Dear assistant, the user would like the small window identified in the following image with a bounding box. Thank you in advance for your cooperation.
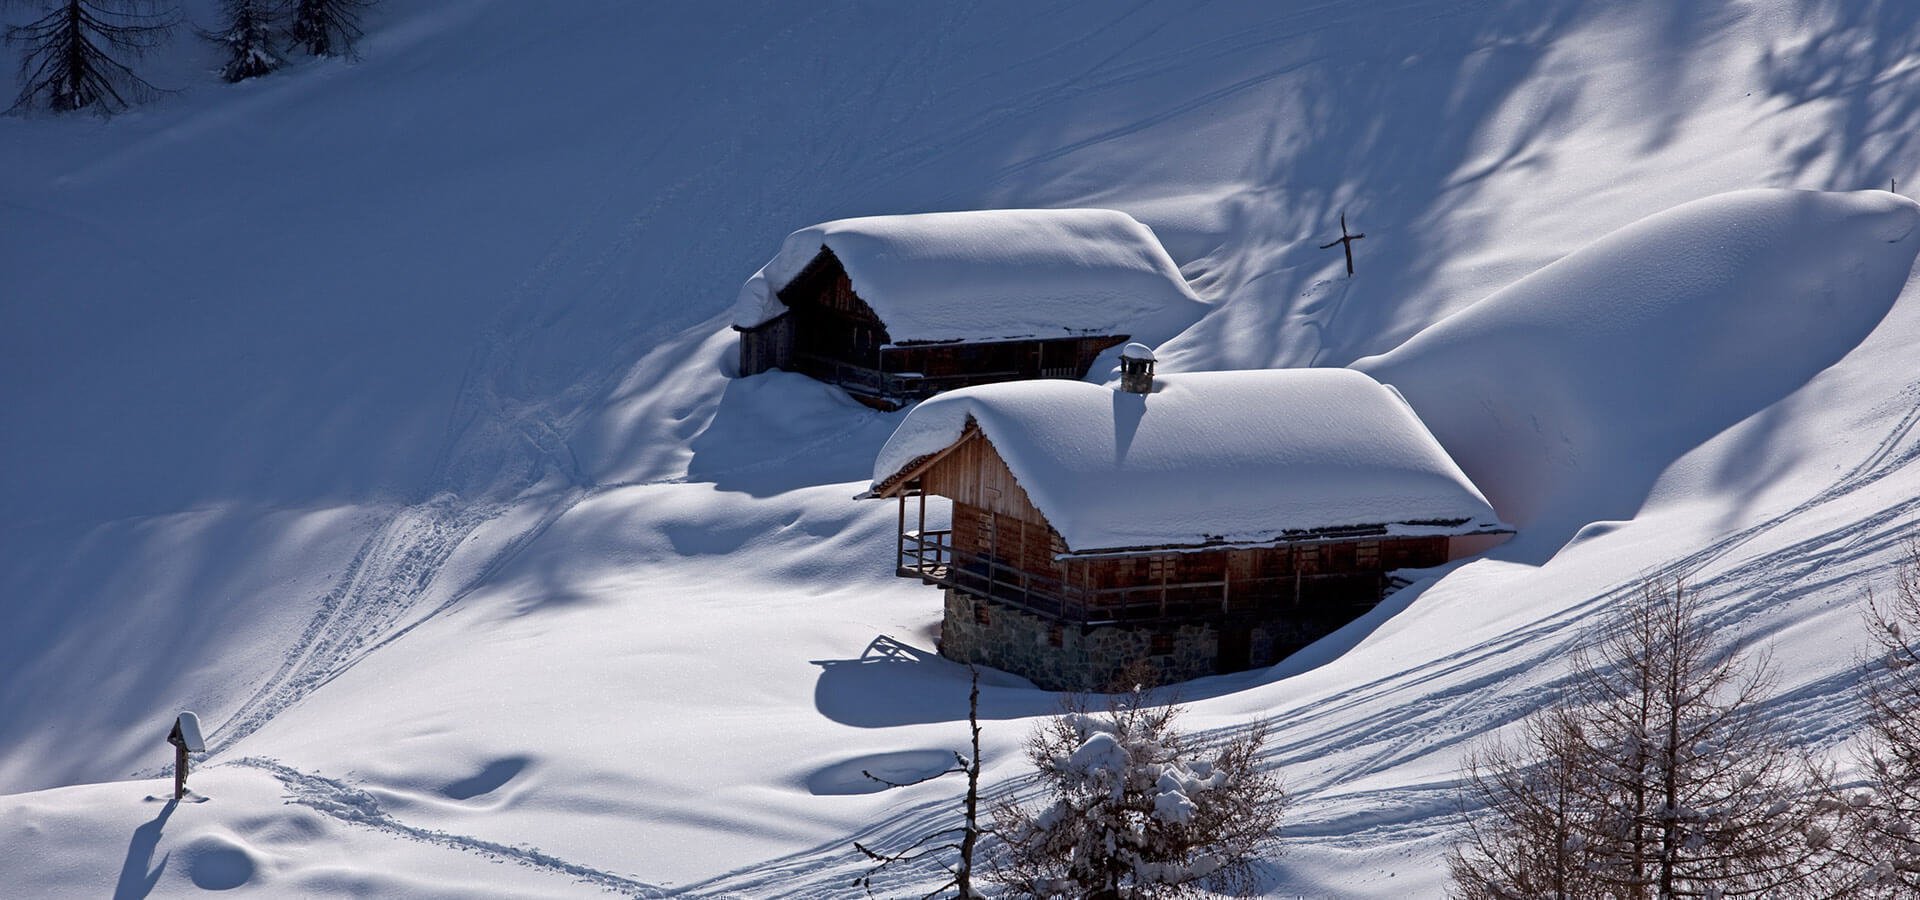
[1046,624,1063,647]
[974,602,991,626]
[1150,633,1173,656]
[1148,556,1170,582]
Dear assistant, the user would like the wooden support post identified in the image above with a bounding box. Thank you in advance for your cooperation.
[918,489,928,570]
[1159,556,1169,618]
[1222,559,1232,614]
[897,493,907,572]
[173,742,188,801]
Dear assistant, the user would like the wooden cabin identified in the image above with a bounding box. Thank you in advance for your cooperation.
[732,209,1205,409]
[869,362,1512,690]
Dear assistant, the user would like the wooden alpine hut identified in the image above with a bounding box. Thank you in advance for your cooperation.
[869,356,1512,690]
[731,209,1205,409]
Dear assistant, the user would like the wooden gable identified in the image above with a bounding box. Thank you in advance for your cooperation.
[919,429,1051,530]
[777,247,888,330]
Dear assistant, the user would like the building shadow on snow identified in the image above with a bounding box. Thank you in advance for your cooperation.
[811,635,1062,728]
[684,371,903,498]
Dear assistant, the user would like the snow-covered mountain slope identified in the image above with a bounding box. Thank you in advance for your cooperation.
[2,1,1918,896]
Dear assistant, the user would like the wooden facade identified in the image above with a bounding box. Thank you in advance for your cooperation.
[735,247,1128,408]
[883,428,1456,679]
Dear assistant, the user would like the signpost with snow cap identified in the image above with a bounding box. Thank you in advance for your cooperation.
[168,711,205,800]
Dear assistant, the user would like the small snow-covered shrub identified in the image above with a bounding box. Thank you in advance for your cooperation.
[991,685,1283,899]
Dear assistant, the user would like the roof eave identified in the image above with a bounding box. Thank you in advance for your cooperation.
[1054,521,1514,560]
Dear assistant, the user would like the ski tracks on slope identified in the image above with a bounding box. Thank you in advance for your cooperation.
[208,491,582,757]
[233,757,669,898]
[1256,378,1920,852]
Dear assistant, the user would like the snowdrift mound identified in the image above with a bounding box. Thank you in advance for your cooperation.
[1355,189,1920,552]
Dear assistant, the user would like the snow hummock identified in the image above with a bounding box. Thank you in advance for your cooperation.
[872,368,1505,552]
[1355,189,1920,550]
[731,209,1208,344]
[1121,341,1157,361]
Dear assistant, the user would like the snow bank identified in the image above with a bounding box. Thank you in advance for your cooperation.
[873,368,1504,552]
[731,209,1207,344]
[1355,189,1920,548]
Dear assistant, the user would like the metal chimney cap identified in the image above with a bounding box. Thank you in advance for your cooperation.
[1120,342,1156,362]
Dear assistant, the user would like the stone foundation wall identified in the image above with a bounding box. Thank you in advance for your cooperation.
[938,589,1324,691]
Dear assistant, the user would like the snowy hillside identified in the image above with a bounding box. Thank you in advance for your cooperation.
[3,0,1919,896]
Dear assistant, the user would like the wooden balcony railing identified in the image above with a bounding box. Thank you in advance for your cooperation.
[896,531,1385,627]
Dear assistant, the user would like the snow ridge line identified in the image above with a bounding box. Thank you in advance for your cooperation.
[232,757,668,898]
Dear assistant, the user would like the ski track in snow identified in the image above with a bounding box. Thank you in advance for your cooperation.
[202,77,708,764]
[233,757,669,898]
[206,498,519,757]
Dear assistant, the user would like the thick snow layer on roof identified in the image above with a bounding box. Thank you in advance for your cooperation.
[873,368,1504,552]
[732,209,1207,344]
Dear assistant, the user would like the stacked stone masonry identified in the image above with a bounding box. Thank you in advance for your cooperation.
[937,588,1337,691]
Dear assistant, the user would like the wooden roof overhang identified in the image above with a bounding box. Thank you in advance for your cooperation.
[1051,519,1515,561]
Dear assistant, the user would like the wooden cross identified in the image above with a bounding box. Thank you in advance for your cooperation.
[1320,212,1366,277]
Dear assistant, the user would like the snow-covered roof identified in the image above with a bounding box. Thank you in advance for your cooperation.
[732,209,1206,344]
[873,368,1507,553]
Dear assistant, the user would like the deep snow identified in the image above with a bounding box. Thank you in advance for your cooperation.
[3,1,1920,897]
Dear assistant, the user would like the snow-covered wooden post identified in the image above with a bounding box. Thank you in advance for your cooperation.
[167,711,205,800]
[1119,342,1156,394]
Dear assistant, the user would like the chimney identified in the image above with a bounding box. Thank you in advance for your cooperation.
[1119,342,1156,394]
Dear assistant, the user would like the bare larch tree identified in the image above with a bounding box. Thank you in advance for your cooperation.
[853,666,987,898]
[1818,543,1920,896]
[1451,579,1833,899]
[6,0,176,114]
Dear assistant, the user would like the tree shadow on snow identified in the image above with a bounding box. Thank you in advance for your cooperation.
[1760,0,1920,191]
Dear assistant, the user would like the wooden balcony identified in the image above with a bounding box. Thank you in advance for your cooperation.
[896,529,1385,628]
[792,353,1023,405]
